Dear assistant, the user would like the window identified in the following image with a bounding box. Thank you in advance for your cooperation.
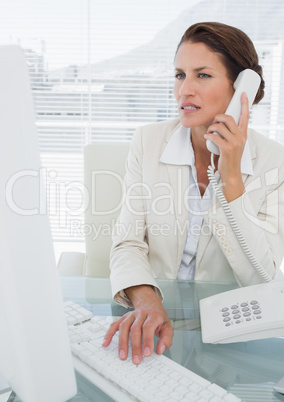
[1,0,284,258]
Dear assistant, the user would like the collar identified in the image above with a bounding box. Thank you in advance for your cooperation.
[160,124,254,175]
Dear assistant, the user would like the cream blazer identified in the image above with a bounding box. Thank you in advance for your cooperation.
[110,118,284,306]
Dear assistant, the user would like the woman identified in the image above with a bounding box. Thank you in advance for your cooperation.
[103,22,284,364]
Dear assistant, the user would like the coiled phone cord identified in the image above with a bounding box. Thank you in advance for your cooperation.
[207,152,272,283]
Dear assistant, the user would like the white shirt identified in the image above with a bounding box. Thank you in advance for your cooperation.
[160,125,253,280]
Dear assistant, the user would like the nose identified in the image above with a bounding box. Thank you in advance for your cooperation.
[179,76,196,97]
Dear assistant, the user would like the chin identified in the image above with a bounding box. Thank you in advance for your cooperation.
[179,115,199,128]
[179,114,190,125]
[179,113,212,130]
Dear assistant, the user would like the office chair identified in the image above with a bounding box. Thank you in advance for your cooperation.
[57,252,86,276]
[58,142,129,276]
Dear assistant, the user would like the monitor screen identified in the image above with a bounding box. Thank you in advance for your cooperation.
[0,46,77,402]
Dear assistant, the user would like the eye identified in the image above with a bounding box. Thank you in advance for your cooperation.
[198,73,211,79]
[175,72,185,80]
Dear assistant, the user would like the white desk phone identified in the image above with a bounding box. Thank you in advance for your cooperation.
[200,68,284,349]
[200,281,284,344]
[200,281,284,395]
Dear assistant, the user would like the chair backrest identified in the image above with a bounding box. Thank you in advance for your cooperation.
[84,142,129,276]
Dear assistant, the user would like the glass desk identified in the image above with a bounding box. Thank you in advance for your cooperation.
[60,276,284,402]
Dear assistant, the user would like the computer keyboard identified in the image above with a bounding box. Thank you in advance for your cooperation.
[64,301,242,402]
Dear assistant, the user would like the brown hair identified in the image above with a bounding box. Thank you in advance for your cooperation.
[176,22,264,104]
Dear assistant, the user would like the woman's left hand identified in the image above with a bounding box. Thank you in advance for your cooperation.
[205,92,249,202]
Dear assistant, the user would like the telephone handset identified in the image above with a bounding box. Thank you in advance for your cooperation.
[206,69,261,155]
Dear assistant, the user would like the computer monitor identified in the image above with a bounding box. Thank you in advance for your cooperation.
[0,46,77,402]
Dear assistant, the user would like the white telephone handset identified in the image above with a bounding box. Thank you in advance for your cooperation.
[200,281,284,344]
[206,69,261,155]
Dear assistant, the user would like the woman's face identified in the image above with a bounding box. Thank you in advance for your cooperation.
[174,41,235,131]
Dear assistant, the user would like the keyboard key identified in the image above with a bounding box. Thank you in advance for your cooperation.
[190,382,203,393]
[70,343,83,356]
[200,389,214,399]
[175,384,188,395]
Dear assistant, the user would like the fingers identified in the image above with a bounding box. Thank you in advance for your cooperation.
[212,91,249,130]
[128,311,161,364]
[129,314,148,364]
[118,313,135,361]
[102,313,134,361]
[204,122,233,153]
[209,92,249,135]
[129,311,173,364]
[238,92,249,132]
[103,308,174,365]
[102,315,125,347]
[208,115,237,138]
[205,123,238,149]
[141,316,156,357]
[206,93,249,152]
[156,323,174,355]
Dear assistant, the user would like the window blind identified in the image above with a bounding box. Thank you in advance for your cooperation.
[1,0,284,250]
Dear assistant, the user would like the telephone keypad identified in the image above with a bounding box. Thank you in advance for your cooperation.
[221,299,262,326]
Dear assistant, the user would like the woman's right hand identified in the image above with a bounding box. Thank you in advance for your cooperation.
[102,285,174,365]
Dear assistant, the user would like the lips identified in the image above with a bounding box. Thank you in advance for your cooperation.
[181,103,200,111]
